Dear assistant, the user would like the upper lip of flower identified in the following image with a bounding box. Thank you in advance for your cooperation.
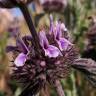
[13,37,30,67]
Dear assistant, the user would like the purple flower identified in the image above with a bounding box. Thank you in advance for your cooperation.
[49,16,73,51]
[55,24,72,51]
[6,13,96,96]
[6,36,29,67]
[39,30,61,58]
[14,38,29,66]
[14,52,27,67]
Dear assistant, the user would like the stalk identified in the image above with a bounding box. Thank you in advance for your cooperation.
[11,0,42,55]
[40,85,50,96]
[19,4,42,55]
[54,80,65,96]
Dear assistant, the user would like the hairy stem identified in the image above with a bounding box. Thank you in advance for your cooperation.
[40,85,50,96]
[54,80,65,96]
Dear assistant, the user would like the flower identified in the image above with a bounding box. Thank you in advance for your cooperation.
[7,36,30,66]
[6,15,96,96]
[49,15,73,51]
[39,30,61,58]
[55,21,73,51]
[14,52,27,66]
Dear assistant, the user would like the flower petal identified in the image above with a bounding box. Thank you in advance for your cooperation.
[39,31,49,48]
[44,45,61,58]
[57,38,73,51]
[55,21,61,40]
[16,38,29,54]
[14,53,27,67]
[49,14,54,34]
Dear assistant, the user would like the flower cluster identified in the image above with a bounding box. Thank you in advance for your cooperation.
[6,15,96,96]
[7,15,76,66]
[6,15,78,95]
[0,0,96,96]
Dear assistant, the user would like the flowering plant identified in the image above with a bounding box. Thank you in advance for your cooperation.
[7,15,96,96]
[0,0,96,96]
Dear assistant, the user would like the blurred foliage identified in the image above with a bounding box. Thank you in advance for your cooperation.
[0,0,96,96]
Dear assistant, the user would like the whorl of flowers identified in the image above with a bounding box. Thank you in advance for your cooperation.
[2,1,96,96]
[7,15,78,96]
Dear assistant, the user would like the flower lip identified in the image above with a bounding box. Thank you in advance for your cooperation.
[39,31,61,58]
[44,45,61,58]
[49,16,73,51]
[57,38,73,51]
[14,37,30,67]
[14,52,27,67]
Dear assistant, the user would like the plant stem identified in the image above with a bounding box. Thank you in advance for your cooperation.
[40,85,50,96]
[54,80,65,96]
[11,0,43,55]
[19,4,42,54]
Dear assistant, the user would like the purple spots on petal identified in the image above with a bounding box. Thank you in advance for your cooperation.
[14,53,27,67]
